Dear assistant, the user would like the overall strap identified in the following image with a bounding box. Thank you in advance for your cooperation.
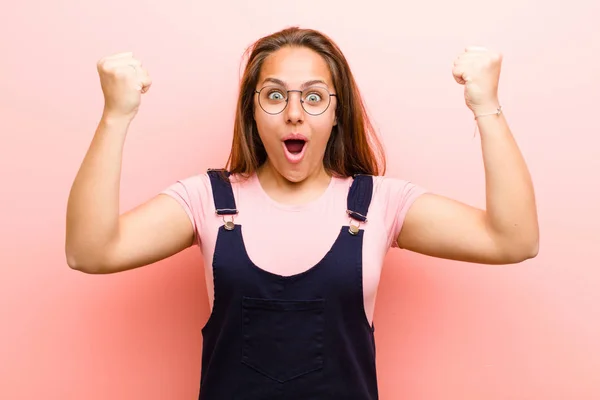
[207,169,238,231]
[207,169,238,215]
[346,174,374,235]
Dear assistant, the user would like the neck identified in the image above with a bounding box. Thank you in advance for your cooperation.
[256,161,332,205]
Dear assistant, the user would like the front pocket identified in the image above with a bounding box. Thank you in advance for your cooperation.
[241,296,325,383]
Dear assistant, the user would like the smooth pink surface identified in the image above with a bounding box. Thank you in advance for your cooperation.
[1,1,599,399]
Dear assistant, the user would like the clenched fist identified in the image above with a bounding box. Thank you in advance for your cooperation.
[97,52,152,119]
[452,47,502,116]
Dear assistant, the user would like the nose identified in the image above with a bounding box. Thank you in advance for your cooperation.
[284,90,304,124]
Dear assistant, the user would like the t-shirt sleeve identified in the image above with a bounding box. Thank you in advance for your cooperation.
[160,173,212,246]
[373,176,428,249]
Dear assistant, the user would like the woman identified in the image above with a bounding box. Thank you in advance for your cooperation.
[65,27,539,399]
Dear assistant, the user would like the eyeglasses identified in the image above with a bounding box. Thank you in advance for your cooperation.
[254,85,337,116]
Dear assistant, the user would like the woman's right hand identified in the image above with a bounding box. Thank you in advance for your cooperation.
[97,52,152,120]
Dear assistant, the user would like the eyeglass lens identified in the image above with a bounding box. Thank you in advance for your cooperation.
[257,85,333,115]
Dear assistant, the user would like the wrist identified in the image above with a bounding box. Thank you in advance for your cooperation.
[98,112,135,138]
[472,103,502,119]
[100,109,136,126]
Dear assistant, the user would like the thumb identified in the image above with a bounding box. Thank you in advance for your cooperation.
[134,67,152,93]
[452,65,468,85]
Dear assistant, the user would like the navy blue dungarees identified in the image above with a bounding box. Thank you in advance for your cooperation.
[199,169,378,399]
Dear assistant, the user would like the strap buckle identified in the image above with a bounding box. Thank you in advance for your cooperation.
[215,209,238,231]
[215,208,238,216]
[346,209,368,223]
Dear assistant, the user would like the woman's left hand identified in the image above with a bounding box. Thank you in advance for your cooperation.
[452,47,503,116]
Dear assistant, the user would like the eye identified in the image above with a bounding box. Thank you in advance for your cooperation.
[267,90,285,101]
[304,92,322,103]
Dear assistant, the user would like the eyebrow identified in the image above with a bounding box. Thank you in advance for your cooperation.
[261,77,330,89]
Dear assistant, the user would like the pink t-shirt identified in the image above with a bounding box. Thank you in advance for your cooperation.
[162,172,426,324]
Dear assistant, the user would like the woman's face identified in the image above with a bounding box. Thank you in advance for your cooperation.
[253,46,337,183]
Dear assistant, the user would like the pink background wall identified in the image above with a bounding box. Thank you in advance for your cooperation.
[2,0,599,399]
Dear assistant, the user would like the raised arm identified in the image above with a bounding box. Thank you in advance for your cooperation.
[397,47,539,265]
[65,53,194,274]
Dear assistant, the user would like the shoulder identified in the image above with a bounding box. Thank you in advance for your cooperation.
[164,170,260,207]
[371,175,427,203]
[367,175,428,247]
[328,174,426,204]
[329,174,427,218]
[160,170,230,220]
[163,172,212,200]
[370,175,428,225]
[165,169,250,193]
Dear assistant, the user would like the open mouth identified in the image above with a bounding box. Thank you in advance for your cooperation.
[282,138,307,164]
[283,139,306,155]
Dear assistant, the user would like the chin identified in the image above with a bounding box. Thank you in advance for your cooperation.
[269,161,309,183]
[280,168,308,183]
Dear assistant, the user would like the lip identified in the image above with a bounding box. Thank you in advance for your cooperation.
[281,134,308,164]
[282,133,308,142]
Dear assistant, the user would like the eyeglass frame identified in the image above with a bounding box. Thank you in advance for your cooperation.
[253,85,338,116]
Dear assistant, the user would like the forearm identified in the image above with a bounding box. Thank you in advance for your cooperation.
[65,113,131,268]
[478,111,539,256]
